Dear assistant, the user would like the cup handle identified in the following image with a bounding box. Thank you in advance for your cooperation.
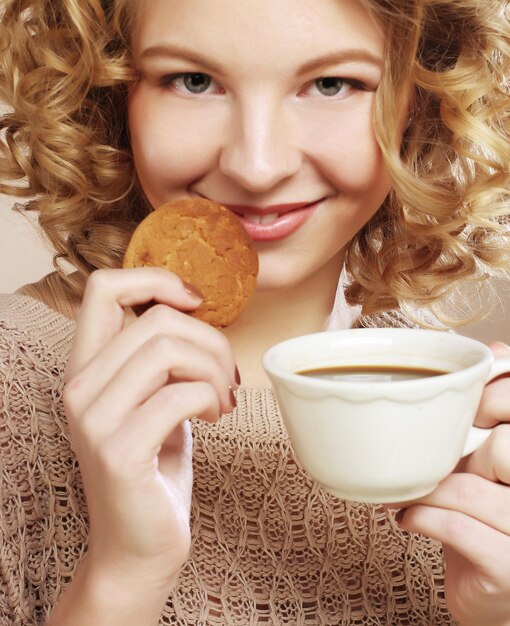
[462,427,490,456]
[462,356,510,457]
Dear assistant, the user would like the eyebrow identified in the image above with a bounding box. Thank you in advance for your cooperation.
[139,43,383,76]
[297,49,383,75]
[139,44,226,75]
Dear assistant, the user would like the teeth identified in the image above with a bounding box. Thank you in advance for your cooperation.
[261,212,280,224]
[242,212,280,224]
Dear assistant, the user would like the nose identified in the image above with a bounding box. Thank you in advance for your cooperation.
[218,96,302,192]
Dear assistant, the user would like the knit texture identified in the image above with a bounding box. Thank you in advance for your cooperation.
[0,275,454,625]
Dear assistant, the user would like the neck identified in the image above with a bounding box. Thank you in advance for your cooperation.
[223,253,345,387]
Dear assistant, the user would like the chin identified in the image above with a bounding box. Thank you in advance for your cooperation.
[255,250,342,292]
[255,270,312,292]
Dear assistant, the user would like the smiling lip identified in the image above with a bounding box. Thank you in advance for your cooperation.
[223,199,325,242]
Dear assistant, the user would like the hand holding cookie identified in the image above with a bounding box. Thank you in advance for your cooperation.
[123,198,259,327]
[62,265,240,617]
[61,199,253,595]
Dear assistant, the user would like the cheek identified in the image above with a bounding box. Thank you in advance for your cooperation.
[127,88,220,205]
[303,106,390,195]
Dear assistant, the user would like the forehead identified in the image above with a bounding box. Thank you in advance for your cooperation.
[132,0,385,64]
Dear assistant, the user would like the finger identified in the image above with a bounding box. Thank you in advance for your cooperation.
[476,376,510,426]
[68,304,237,413]
[75,334,234,436]
[118,381,220,465]
[462,424,510,485]
[68,268,203,377]
[489,341,510,359]
[398,503,510,574]
[476,342,510,427]
[405,471,510,536]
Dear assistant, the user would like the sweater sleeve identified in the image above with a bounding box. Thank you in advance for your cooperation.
[0,301,86,625]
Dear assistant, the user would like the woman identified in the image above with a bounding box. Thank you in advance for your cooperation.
[1,0,510,623]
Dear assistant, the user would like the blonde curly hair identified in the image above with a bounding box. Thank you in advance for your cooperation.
[348,0,510,323]
[0,0,140,294]
[1,0,509,323]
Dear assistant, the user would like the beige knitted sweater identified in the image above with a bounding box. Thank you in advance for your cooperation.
[0,273,454,625]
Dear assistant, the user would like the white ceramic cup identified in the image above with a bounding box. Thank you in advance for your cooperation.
[262,328,510,503]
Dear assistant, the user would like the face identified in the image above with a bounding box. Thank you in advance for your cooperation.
[128,0,391,291]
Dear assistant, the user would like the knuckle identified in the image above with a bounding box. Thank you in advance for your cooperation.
[79,407,102,441]
[145,303,176,326]
[480,379,510,422]
[86,268,114,294]
[147,333,179,356]
[209,328,232,357]
[487,424,510,461]
[62,376,84,417]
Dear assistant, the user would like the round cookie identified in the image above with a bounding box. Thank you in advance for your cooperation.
[123,198,259,328]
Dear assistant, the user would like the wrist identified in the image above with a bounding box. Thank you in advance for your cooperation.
[46,553,178,626]
[84,544,181,591]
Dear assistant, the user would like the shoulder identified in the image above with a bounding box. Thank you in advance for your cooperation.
[0,275,74,484]
[0,275,75,406]
[0,272,75,473]
[15,271,80,320]
[0,272,76,350]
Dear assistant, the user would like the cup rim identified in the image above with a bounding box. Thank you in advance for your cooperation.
[262,327,490,391]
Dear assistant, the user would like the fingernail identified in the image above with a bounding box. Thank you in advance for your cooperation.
[235,366,241,386]
[395,508,407,524]
[229,386,237,410]
[181,280,204,302]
